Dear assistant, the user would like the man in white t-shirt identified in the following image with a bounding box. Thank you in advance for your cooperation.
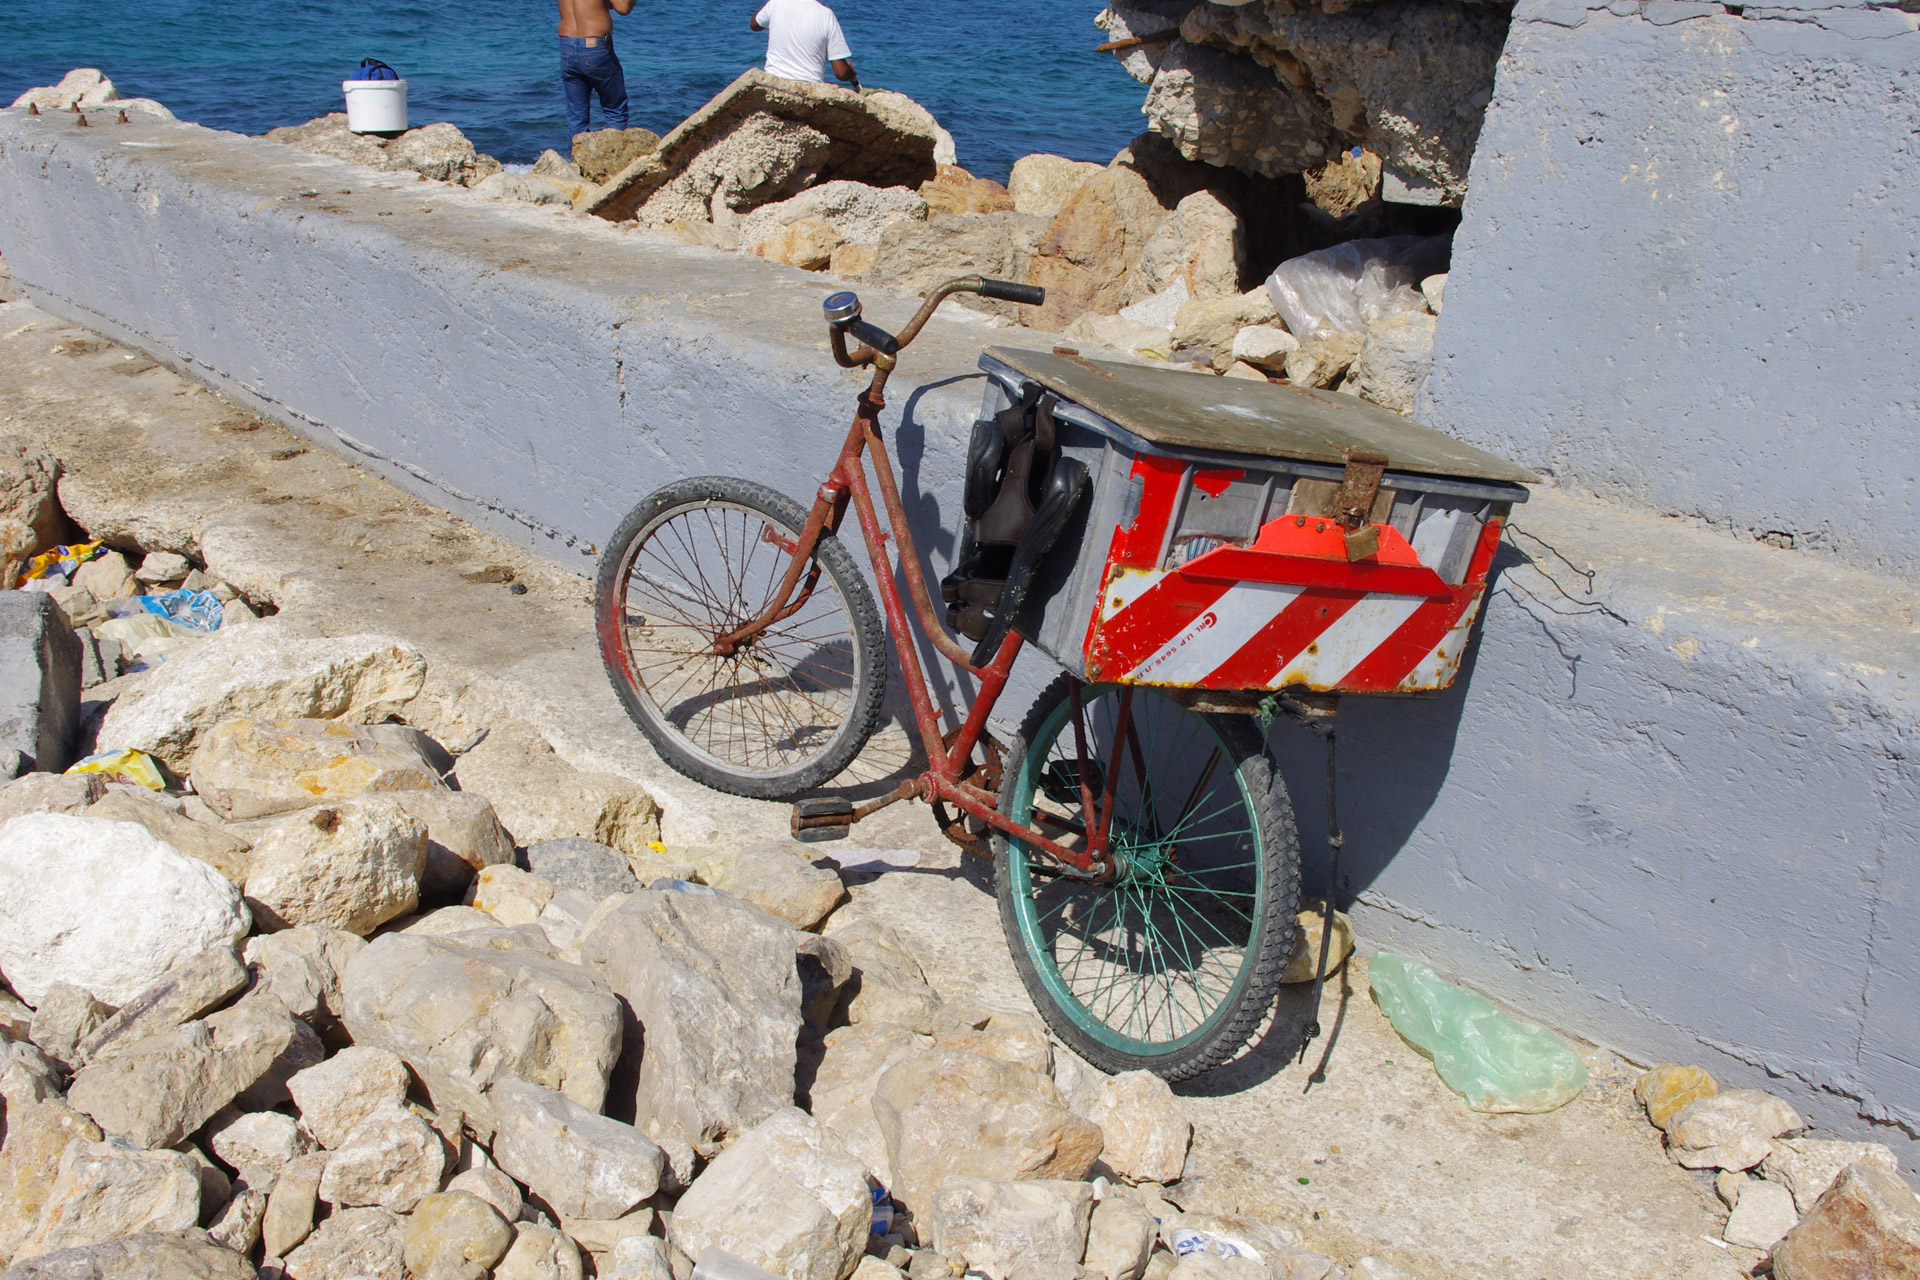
[750,0,859,89]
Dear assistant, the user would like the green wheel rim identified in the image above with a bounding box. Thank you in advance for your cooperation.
[1004,686,1269,1055]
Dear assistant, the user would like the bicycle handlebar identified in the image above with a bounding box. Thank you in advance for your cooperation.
[979,278,1046,306]
[826,276,1049,373]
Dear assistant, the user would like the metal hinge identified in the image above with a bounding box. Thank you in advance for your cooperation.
[1332,449,1388,561]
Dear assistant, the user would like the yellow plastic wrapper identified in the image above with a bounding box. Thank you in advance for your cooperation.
[66,748,166,791]
[21,541,102,582]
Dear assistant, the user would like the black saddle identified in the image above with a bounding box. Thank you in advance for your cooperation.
[940,383,1089,667]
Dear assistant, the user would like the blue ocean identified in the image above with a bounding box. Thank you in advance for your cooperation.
[0,1,1147,181]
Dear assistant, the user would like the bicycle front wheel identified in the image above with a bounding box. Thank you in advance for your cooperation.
[595,476,886,800]
[995,674,1300,1080]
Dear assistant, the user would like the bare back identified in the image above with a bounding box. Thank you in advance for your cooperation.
[558,0,622,38]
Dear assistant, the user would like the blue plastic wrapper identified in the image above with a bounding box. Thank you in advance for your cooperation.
[137,588,224,634]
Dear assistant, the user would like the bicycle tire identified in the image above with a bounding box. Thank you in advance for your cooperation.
[595,476,887,800]
[994,673,1301,1080]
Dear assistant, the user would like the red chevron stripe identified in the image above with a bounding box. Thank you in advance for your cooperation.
[1086,573,1236,681]
[1204,588,1364,689]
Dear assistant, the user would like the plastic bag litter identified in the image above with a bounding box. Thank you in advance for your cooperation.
[21,541,102,583]
[1369,952,1588,1114]
[1264,236,1452,340]
[66,748,166,790]
[137,588,223,634]
[96,613,200,646]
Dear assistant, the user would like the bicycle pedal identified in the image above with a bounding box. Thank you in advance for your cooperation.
[791,797,853,843]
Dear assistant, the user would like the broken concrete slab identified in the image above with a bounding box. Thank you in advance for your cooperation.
[0,591,83,775]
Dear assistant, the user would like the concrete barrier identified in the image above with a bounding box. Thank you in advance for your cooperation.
[2,110,1914,1163]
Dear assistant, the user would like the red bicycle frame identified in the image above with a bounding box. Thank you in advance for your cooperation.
[712,278,1113,877]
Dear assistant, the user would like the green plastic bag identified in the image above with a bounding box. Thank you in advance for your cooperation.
[1370,952,1588,1114]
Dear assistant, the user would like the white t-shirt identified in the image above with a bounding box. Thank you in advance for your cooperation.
[754,0,853,84]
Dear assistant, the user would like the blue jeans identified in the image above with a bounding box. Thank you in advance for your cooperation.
[560,35,629,138]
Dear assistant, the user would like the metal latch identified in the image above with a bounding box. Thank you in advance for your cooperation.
[1332,449,1387,561]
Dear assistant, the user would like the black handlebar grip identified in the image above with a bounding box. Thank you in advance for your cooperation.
[845,316,899,356]
[979,278,1046,305]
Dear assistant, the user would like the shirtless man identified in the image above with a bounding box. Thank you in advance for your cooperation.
[558,0,634,141]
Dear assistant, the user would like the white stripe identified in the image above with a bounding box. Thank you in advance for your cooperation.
[1397,593,1484,691]
[1126,582,1305,684]
[1409,506,1463,569]
[1268,593,1425,689]
[1100,567,1167,621]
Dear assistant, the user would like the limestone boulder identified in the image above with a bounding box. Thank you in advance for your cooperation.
[208,1189,269,1255]
[736,182,928,252]
[77,947,249,1064]
[1282,332,1364,390]
[0,775,98,827]
[469,865,556,928]
[919,166,1014,217]
[1348,312,1436,414]
[189,719,443,822]
[268,116,496,186]
[1171,291,1281,373]
[0,437,61,557]
[27,986,113,1073]
[316,1100,445,1213]
[577,889,801,1156]
[525,839,636,901]
[591,71,941,224]
[208,1110,314,1183]
[669,1109,870,1280]
[493,1226,584,1280]
[865,213,1050,321]
[8,69,119,113]
[1127,190,1244,306]
[1420,273,1447,315]
[243,799,427,935]
[1666,1090,1803,1171]
[553,1211,655,1262]
[1009,154,1103,218]
[692,845,846,932]
[928,1178,1094,1280]
[393,791,515,902]
[573,128,661,184]
[600,1235,672,1280]
[11,1140,201,1262]
[1084,1186,1157,1280]
[488,1077,663,1220]
[1772,1162,1920,1278]
[0,1100,104,1261]
[1634,1064,1718,1130]
[823,918,942,1034]
[341,933,623,1141]
[0,813,250,1006]
[871,1049,1103,1217]
[1,1231,256,1280]
[932,1009,1053,1078]
[1062,313,1176,361]
[207,990,325,1111]
[795,934,853,1032]
[72,554,136,604]
[807,1022,934,1184]
[243,927,366,1026]
[1762,1137,1903,1215]
[753,219,845,271]
[403,1191,513,1280]
[1088,1073,1191,1184]
[1229,325,1299,377]
[282,1205,406,1280]
[80,792,252,886]
[450,721,659,863]
[1722,1177,1797,1250]
[96,627,426,771]
[472,174,572,207]
[261,1152,326,1258]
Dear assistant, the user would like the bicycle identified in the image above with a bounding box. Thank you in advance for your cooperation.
[595,275,1531,1079]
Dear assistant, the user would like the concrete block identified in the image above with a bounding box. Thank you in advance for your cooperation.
[0,592,84,774]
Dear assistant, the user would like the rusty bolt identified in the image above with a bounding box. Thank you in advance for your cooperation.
[76,113,89,128]
[26,103,38,116]
[311,808,342,833]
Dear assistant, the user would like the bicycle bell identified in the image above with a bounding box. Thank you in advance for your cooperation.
[822,291,862,325]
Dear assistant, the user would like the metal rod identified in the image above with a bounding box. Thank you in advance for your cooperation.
[1300,724,1343,1068]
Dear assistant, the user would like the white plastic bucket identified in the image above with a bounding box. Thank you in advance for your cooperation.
[342,79,408,134]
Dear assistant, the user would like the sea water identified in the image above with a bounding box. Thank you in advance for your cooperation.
[0,0,1148,180]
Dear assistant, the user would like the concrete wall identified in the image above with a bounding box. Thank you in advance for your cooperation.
[1425,0,1920,577]
[2,111,1917,1164]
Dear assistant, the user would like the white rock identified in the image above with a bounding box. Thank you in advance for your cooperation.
[470,864,555,927]
[287,1046,412,1150]
[135,552,192,585]
[1667,1090,1804,1171]
[1063,313,1176,361]
[495,1224,586,1280]
[209,1110,316,1179]
[1009,153,1104,218]
[317,1100,446,1214]
[244,799,427,936]
[690,844,846,932]
[77,945,251,1064]
[489,1077,664,1220]
[1050,1053,1108,1122]
[28,983,114,1072]
[808,1022,935,1185]
[1229,325,1300,374]
[403,1190,515,1280]
[11,1230,252,1280]
[578,890,802,1156]
[0,813,250,1006]
[1348,312,1436,415]
[262,1151,327,1257]
[1089,1073,1191,1185]
[1722,1177,1798,1249]
[736,181,930,252]
[446,1167,523,1223]
[1419,273,1447,314]
[189,718,445,822]
[245,926,368,1026]
[555,1209,656,1259]
[821,917,942,1035]
[404,792,517,901]
[96,624,427,769]
[12,1138,202,1259]
[1084,1186,1157,1280]
[1761,1136,1903,1214]
[1117,279,1190,332]
[1349,1261,1417,1280]
[1167,1254,1267,1280]
[669,1108,871,1280]
[209,1186,270,1254]
[341,933,623,1141]
[601,1234,674,1280]
[929,1178,1094,1280]
[9,69,120,112]
[283,1204,406,1280]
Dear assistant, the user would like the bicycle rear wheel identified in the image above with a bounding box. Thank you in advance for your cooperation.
[995,674,1300,1080]
[595,476,886,800]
